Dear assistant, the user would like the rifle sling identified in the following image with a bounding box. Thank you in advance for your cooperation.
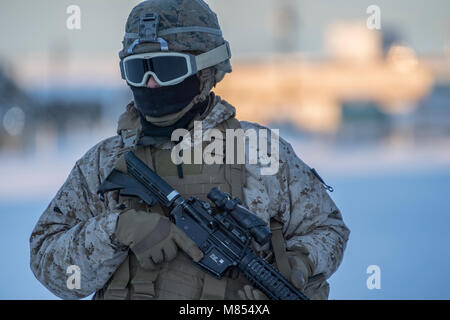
[270,220,292,279]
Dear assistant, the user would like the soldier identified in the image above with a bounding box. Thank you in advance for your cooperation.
[30,0,349,300]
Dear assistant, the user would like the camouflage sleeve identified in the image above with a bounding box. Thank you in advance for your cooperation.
[282,141,350,279]
[29,138,128,299]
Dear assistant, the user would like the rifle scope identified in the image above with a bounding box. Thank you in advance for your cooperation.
[207,187,272,245]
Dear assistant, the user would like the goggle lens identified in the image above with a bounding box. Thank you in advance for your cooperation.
[124,56,189,85]
[151,56,189,82]
[125,59,148,84]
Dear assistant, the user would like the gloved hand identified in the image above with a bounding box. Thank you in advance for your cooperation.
[288,251,314,290]
[115,209,204,270]
[237,285,268,300]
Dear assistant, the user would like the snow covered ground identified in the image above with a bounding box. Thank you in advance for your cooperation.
[1,135,450,299]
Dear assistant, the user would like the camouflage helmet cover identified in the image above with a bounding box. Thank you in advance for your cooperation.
[120,0,232,83]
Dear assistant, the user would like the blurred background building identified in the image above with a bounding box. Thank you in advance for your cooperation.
[0,0,449,300]
[0,0,449,155]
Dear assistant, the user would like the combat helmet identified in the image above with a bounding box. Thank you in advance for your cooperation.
[120,0,232,84]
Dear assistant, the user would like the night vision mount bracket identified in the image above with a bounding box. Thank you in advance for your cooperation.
[128,13,169,53]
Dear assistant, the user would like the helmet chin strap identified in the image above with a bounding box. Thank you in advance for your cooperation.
[145,102,196,127]
[139,98,210,139]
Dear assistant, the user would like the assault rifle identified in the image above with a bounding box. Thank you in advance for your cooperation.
[98,151,309,300]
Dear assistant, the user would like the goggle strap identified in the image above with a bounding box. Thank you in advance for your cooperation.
[195,42,231,71]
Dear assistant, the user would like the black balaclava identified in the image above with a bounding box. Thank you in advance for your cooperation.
[139,98,208,138]
[129,75,208,138]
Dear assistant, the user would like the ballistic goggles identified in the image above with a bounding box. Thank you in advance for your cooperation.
[120,42,231,87]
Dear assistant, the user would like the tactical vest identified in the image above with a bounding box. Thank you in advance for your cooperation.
[95,115,256,300]
[95,102,330,300]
